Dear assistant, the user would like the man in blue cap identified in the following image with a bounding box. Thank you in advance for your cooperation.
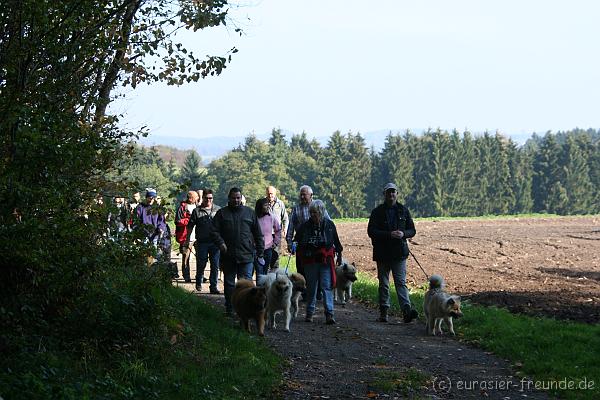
[135,188,168,250]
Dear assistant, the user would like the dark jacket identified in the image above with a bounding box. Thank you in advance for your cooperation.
[367,202,416,262]
[187,204,220,243]
[210,205,264,263]
[295,218,343,255]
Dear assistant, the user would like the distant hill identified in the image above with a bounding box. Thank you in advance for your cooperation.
[139,135,251,163]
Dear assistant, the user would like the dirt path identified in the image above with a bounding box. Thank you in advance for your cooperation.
[192,288,550,399]
[171,248,551,399]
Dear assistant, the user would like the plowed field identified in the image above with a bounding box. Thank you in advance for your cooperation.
[338,216,600,323]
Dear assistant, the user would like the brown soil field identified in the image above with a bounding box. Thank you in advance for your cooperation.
[338,216,600,324]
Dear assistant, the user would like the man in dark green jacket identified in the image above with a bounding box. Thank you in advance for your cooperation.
[211,187,265,315]
[367,183,418,324]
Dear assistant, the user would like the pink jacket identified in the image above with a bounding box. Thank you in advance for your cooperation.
[258,213,281,249]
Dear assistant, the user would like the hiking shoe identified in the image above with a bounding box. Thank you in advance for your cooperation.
[403,309,418,323]
[210,289,221,294]
[195,283,202,292]
[325,314,336,325]
[202,277,209,283]
[305,314,313,322]
[377,307,389,323]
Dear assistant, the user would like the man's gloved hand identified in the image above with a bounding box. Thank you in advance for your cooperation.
[220,243,228,253]
[336,253,343,266]
[257,257,265,266]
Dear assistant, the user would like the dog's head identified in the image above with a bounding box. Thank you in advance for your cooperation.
[446,296,463,318]
[274,273,292,294]
[338,261,358,282]
[249,286,268,310]
[288,272,306,292]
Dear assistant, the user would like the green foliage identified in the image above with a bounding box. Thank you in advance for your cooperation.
[180,150,206,190]
[318,131,371,218]
[0,1,244,399]
[0,287,283,399]
[187,127,600,219]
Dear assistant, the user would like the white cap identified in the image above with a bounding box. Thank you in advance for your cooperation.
[383,183,398,192]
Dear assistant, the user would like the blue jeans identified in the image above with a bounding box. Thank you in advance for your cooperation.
[377,259,411,312]
[304,262,334,316]
[195,242,220,291]
[254,248,273,280]
[223,259,254,312]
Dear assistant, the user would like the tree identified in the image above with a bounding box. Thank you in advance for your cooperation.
[317,131,370,218]
[532,133,562,213]
[508,142,533,214]
[560,135,593,214]
[0,0,240,384]
[180,150,206,189]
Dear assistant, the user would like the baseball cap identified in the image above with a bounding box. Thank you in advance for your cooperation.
[145,188,157,198]
[383,183,398,192]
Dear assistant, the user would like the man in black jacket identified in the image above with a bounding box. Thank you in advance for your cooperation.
[211,187,265,315]
[367,183,418,323]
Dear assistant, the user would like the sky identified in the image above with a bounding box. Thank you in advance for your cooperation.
[114,0,600,141]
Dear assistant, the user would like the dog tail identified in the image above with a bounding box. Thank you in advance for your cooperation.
[429,274,444,290]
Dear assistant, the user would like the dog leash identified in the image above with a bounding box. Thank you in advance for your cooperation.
[284,242,297,274]
[409,250,430,280]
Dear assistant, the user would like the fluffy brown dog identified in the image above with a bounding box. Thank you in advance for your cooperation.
[423,275,463,336]
[232,279,267,336]
[288,272,306,318]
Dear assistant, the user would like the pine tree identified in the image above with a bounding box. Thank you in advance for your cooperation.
[379,132,413,206]
[180,150,205,190]
[561,135,593,214]
[508,142,533,214]
[411,130,436,217]
[532,133,562,213]
[166,157,179,182]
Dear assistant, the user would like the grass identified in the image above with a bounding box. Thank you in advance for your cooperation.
[333,212,599,224]
[371,367,430,397]
[352,272,600,400]
[0,286,283,399]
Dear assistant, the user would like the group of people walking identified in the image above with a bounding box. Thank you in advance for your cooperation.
[135,182,419,325]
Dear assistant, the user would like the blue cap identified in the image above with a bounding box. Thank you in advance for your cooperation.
[145,188,157,198]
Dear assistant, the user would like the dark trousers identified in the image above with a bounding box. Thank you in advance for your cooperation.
[254,248,273,280]
[195,241,220,290]
[222,259,253,313]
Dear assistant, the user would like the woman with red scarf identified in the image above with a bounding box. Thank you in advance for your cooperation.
[295,199,343,325]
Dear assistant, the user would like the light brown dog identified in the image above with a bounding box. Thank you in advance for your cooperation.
[232,279,267,336]
[334,260,358,305]
[288,272,307,318]
[423,275,463,336]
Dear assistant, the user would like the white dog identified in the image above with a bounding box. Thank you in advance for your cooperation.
[258,272,293,332]
[258,272,306,319]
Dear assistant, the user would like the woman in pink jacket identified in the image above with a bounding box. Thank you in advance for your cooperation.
[254,197,281,278]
